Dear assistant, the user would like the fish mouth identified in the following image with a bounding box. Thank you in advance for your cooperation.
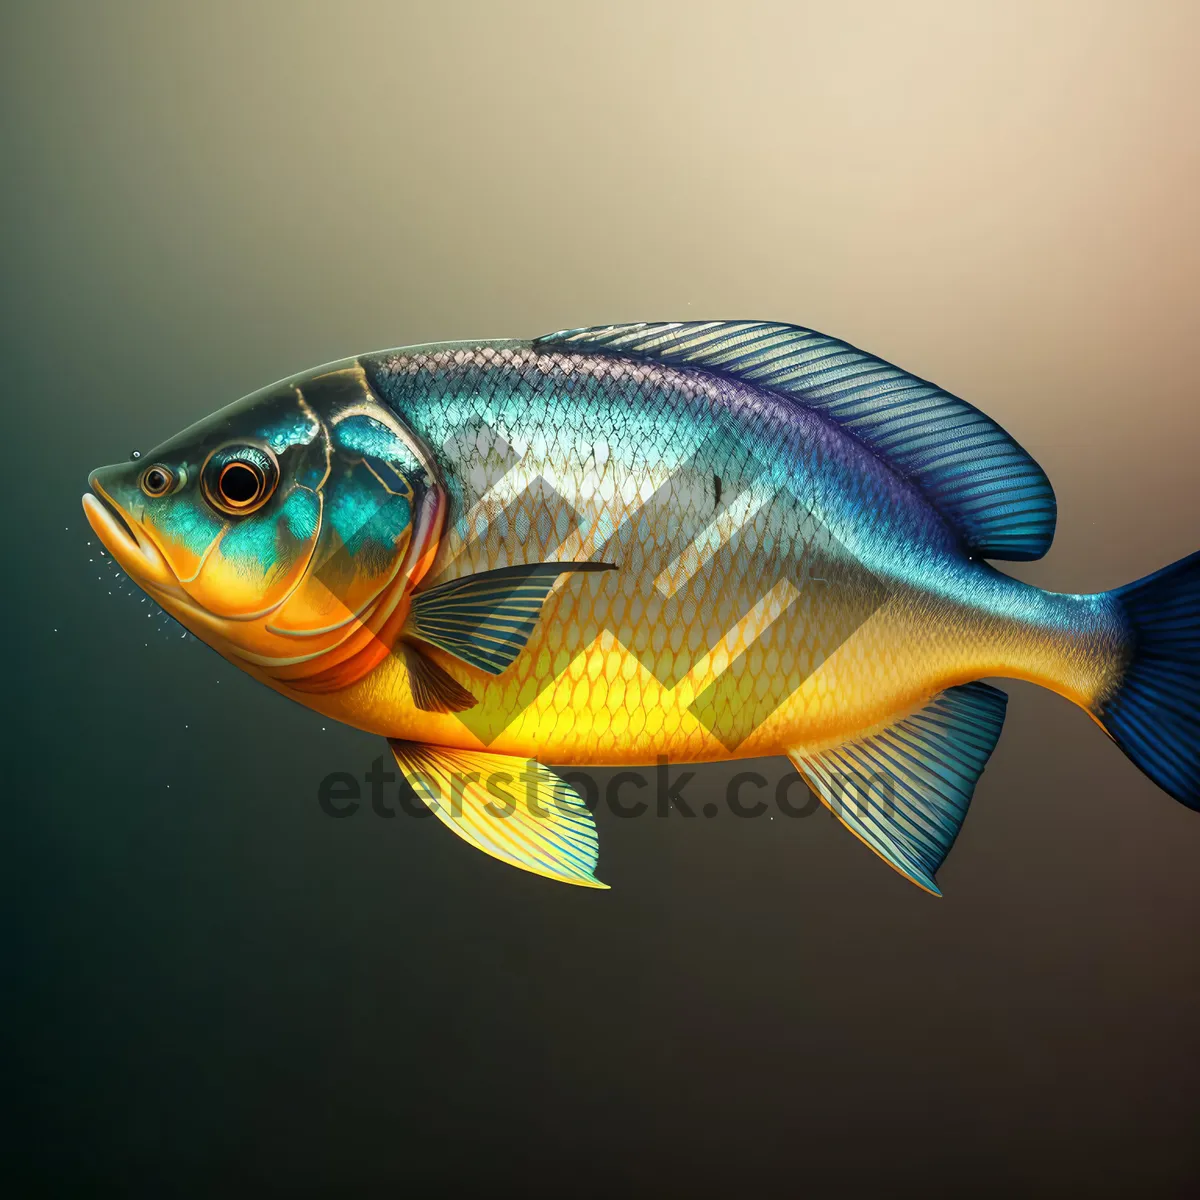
[93,489,138,542]
[82,484,174,590]
[81,480,308,643]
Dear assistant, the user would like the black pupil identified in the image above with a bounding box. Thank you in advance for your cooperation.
[221,463,260,503]
[146,469,167,493]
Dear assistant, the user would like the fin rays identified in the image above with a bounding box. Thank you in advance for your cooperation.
[789,682,1008,894]
[405,562,615,674]
[389,741,608,888]
[537,322,1056,561]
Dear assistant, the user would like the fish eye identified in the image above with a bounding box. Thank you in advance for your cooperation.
[140,464,174,497]
[202,445,279,516]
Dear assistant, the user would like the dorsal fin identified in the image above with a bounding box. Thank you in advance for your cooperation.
[536,321,1056,562]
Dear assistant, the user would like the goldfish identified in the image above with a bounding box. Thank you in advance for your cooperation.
[83,321,1200,894]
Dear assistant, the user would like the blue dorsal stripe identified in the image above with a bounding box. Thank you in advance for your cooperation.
[537,322,1057,562]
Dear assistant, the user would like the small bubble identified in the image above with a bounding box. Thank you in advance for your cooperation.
[130,450,142,460]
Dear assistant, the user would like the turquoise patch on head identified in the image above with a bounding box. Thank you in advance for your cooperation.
[219,511,285,569]
[258,410,319,453]
[333,415,420,470]
[218,484,323,570]
[156,498,225,557]
[281,487,320,542]
[326,469,410,570]
[216,486,321,574]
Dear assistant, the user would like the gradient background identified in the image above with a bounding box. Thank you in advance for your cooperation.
[4,1,1199,1194]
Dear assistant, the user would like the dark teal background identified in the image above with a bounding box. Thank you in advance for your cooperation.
[4,2,1198,1194]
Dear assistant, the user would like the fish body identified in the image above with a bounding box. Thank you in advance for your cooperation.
[84,322,1200,893]
[335,340,1118,761]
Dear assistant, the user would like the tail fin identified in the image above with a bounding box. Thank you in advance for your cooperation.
[1100,550,1200,809]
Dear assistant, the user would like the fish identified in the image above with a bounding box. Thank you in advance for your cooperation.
[83,321,1200,894]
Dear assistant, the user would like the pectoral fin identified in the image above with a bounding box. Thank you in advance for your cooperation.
[389,740,608,889]
[403,562,615,674]
[788,682,1007,895]
[398,643,478,713]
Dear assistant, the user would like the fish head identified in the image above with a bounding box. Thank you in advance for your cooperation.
[83,362,444,694]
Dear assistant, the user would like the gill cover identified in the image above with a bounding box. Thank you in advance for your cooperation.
[266,367,445,692]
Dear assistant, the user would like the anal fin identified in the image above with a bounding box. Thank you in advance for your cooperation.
[389,741,608,889]
[788,682,1008,895]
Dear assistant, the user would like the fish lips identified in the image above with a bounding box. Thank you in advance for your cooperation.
[82,473,174,591]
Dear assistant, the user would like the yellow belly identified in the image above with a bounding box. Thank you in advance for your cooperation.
[274,575,1123,764]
